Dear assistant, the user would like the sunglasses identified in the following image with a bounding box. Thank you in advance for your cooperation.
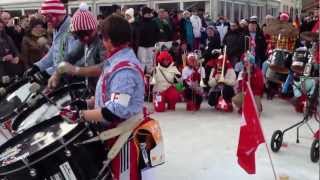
[73,30,92,40]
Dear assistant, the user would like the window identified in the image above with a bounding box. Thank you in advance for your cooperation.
[218,1,225,17]
[25,9,38,16]
[240,4,245,19]
[184,1,205,12]
[226,2,232,20]
[158,3,179,11]
[234,3,239,21]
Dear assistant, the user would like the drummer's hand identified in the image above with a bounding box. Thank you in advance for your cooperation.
[70,99,88,110]
[10,57,19,64]
[59,107,80,124]
[24,65,40,78]
[57,62,78,75]
[47,72,60,89]
[2,54,14,62]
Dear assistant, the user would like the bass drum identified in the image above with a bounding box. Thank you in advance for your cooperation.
[0,78,33,145]
[266,68,288,84]
[11,83,90,133]
[0,78,33,123]
[0,116,107,180]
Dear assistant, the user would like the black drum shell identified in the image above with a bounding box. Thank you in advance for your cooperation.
[269,49,292,74]
[266,68,288,84]
[291,50,309,74]
[0,117,106,180]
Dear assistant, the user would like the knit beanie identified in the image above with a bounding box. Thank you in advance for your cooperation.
[40,0,66,15]
[72,3,98,32]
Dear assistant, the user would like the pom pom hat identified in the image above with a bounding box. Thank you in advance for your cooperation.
[40,0,66,15]
[72,2,98,32]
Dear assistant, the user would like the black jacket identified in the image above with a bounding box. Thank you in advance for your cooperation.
[137,18,160,48]
[223,29,245,58]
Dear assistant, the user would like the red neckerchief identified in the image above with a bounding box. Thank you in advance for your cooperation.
[105,45,129,59]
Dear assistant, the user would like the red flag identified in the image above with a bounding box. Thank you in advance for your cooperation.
[237,82,265,174]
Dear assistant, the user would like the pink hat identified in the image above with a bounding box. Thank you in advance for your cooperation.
[280,12,289,21]
[72,3,98,32]
[40,0,66,15]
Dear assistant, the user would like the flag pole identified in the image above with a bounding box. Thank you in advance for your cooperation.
[246,82,278,180]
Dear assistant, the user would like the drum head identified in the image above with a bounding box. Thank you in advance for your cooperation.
[11,83,89,133]
[0,116,85,176]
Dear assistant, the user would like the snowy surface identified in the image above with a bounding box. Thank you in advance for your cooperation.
[148,98,319,180]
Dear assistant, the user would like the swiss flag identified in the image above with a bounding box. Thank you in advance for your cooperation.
[237,82,265,174]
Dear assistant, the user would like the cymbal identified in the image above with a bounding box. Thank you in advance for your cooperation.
[300,31,319,41]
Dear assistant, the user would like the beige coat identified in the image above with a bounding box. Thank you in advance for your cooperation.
[151,64,181,92]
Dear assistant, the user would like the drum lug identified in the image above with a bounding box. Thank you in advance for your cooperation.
[29,168,37,177]
[64,149,72,157]
[87,130,94,137]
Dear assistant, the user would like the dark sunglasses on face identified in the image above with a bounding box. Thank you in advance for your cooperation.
[73,30,91,39]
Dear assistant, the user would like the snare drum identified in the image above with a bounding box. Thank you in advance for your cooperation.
[291,47,309,74]
[266,67,288,84]
[269,49,291,74]
[11,83,90,133]
[0,116,106,180]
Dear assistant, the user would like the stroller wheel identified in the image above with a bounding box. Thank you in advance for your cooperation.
[310,139,319,163]
[271,130,283,152]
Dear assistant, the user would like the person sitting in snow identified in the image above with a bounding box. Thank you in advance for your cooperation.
[232,53,264,114]
[182,53,205,111]
[152,51,181,112]
[207,54,236,112]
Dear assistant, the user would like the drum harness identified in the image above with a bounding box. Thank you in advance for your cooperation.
[74,113,143,180]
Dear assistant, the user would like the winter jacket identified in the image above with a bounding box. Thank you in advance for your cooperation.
[223,29,245,58]
[215,22,229,45]
[156,18,173,42]
[190,15,202,38]
[208,67,236,88]
[236,67,264,96]
[21,33,49,69]
[0,31,25,77]
[180,18,194,47]
[249,31,267,67]
[35,17,81,75]
[203,31,221,60]
[137,17,160,48]
[151,63,180,92]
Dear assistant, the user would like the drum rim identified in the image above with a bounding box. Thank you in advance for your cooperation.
[0,117,88,176]
[11,83,88,132]
[0,78,29,123]
[273,48,291,53]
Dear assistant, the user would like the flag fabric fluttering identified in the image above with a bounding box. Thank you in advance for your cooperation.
[237,82,265,174]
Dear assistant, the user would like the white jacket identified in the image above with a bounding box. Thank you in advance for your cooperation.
[190,15,202,38]
[208,68,236,88]
[151,64,181,92]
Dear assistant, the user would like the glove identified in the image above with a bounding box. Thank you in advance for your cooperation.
[59,107,80,124]
[24,65,40,78]
[70,99,88,110]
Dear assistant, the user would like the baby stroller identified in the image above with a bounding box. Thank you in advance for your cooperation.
[270,76,319,163]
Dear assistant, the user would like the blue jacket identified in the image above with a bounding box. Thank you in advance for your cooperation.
[35,17,81,75]
[95,48,144,121]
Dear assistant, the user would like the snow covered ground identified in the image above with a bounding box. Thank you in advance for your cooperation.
[148,98,319,180]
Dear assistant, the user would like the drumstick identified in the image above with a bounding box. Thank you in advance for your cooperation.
[220,46,227,82]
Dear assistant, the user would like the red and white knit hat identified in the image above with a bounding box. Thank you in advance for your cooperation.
[280,12,289,21]
[40,0,66,15]
[72,3,98,32]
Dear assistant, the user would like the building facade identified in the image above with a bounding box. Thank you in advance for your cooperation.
[0,0,282,21]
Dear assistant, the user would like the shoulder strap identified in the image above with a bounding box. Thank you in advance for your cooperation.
[158,68,174,85]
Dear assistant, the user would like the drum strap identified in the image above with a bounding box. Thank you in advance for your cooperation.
[79,113,143,161]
